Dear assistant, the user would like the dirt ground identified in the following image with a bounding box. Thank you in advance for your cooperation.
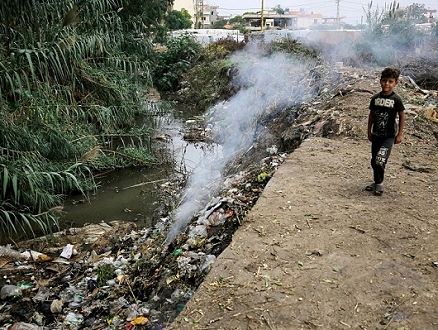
[168,73,438,329]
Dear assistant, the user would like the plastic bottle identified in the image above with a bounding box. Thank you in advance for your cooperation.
[0,245,23,259]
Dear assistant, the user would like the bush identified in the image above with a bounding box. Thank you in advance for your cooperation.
[153,35,202,91]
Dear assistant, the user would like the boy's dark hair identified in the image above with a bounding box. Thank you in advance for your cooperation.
[381,67,400,81]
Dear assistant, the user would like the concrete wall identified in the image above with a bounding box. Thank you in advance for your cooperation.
[170,29,245,45]
[263,29,363,45]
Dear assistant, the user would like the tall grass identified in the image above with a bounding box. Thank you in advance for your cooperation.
[0,0,160,238]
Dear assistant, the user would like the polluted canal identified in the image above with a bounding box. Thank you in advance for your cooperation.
[60,103,209,230]
[0,101,227,330]
[0,42,326,329]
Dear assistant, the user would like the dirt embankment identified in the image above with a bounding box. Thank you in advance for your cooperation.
[168,68,438,329]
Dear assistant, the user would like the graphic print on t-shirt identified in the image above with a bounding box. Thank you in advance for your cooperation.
[374,111,389,136]
[374,97,395,108]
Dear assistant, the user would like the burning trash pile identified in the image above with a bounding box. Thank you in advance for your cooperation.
[0,146,286,329]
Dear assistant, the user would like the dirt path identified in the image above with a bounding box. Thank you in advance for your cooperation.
[169,136,438,330]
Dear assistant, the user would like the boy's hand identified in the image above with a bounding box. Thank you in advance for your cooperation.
[394,134,403,144]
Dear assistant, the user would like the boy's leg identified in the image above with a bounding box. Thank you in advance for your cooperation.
[371,137,394,184]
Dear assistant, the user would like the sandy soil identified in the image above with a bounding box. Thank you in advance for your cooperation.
[168,72,438,329]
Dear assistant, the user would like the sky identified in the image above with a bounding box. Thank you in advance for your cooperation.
[206,0,437,25]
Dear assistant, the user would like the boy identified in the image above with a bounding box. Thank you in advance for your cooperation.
[366,67,405,196]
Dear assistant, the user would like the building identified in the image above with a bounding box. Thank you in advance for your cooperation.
[171,0,194,16]
[171,0,219,28]
[242,8,343,31]
[291,10,324,29]
[426,9,436,23]
[199,4,219,28]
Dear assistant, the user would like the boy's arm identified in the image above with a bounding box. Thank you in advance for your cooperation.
[367,111,373,142]
[395,111,405,144]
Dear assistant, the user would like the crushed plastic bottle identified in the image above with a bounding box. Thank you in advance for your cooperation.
[68,294,84,309]
[170,289,183,302]
[199,254,216,273]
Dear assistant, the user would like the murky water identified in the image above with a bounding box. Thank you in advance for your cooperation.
[61,104,208,229]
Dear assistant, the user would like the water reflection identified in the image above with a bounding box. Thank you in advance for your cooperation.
[61,103,209,228]
[61,167,166,228]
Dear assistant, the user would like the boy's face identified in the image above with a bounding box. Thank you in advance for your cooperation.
[380,77,398,95]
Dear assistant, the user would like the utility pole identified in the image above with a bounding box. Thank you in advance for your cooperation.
[336,0,340,29]
[194,0,199,29]
[194,0,204,29]
[201,0,204,29]
[261,0,264,31]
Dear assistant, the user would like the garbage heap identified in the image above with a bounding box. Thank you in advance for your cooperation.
[0,150,286,330]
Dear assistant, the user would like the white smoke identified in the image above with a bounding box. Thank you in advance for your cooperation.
[165,42,319,245]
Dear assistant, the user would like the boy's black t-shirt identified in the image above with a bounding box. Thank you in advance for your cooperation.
[369,91,405,138]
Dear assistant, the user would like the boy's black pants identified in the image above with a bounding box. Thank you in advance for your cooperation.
[371,136,394,184]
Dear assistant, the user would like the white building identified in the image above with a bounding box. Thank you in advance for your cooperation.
[172,0,195,18]
[172,0,218,28]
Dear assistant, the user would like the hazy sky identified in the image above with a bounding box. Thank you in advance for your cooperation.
[206,0,437,24]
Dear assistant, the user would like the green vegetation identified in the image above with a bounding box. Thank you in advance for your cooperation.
[270,39,321,62]
[212,15,248,34]
[166,9,193,30]
[97,264,116,286]
[357,1,436,65]
[153,35,203,91]
[173,38,246,111]
[0,0,179,238]
[174,37,322,112]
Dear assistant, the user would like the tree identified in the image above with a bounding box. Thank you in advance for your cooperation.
[358,1,434,66]
[212,18,229,29]
[118,0,173,42]
[166,9,193,30]
[153,35,202,91]
[274,5,285,15]
[212,15,248,33]
[406,3,428,23]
